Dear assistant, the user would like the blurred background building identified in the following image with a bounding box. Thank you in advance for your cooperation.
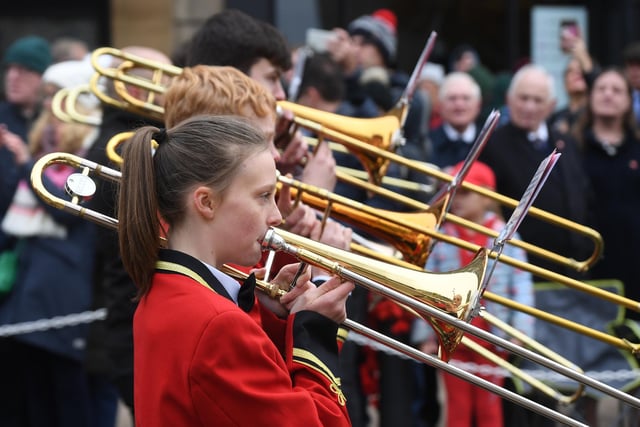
[1,0,639,85]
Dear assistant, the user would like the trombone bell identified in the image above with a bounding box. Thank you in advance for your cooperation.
[278,100,403,185]
[262,227,488,362]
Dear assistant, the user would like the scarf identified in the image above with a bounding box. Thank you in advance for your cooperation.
[1,167,70,239]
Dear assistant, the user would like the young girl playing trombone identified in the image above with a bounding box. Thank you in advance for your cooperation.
[117,114,354,426]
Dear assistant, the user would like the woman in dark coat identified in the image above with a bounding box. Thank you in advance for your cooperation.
[573,68,640,322]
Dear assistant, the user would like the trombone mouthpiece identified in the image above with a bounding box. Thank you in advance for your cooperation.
[261,228,287,252]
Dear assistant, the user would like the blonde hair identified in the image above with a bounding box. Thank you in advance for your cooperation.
[28,109,94,156]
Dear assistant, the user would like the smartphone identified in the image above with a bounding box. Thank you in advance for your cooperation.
[306,28,334,53]
[559,20,580,53]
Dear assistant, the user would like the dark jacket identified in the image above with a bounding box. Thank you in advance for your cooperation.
[0,101,33,140]
[428,125,479,168]
[479,122,592,279]
[0,102,33,244]
[580,129,640,319]
[0,160,95,361]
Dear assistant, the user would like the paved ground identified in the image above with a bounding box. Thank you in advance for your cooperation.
[115,390,636,427]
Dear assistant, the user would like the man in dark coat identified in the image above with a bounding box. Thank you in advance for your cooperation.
[428,72,483,169]
[480,64,591,279]
[479,63,592,427]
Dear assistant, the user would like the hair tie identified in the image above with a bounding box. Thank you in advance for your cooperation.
[154,128,167,145]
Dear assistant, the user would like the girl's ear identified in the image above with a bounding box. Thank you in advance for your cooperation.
[192,186,217,220]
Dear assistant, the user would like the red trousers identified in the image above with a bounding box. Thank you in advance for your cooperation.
[443,342,505,427]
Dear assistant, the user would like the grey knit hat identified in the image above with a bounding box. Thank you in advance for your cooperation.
[348,9,398,67]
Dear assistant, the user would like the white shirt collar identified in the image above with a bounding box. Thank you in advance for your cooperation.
[527,123,549,142]
[443,122,477,143]
[203,262,241,304]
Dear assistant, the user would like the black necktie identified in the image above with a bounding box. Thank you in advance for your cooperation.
[237,273,256,312]
[452,138,468,161]
[532,138,547,151]
[453,136,465,145]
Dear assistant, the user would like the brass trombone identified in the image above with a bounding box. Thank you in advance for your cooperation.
[51,87,74,123]
[230,265,587,406]
[86,46,603,275]
[29,152,640,426]
[101,121,640,356]
[102,128,640,328]
[252,168,640,355]
[89,47,182,121]
[90,46,409,186]
[102,131,640,353]
[104,130,443,267]
[276,104,404,185]
[278,100,603,273]
[261,228,640,408]
[51,84,102,126]
[86,47,640,351]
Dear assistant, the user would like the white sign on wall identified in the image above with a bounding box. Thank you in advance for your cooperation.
[531,6,588,111]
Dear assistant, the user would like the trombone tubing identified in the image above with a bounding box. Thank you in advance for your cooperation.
[291,115,603,272]
[340,229,640,356]
[285,172,640,314]
[88,46,602,272]
[51,88,74,124]
[51,84,102,126]
[336,168,574,267]
[91,47,182,91]
[64,84,102,126]
[484,292,640,354]
[265,228,640,410]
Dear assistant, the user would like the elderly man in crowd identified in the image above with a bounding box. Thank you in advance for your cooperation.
[480,64,590,277]
[428,72,482,168]
[479,63,592,427]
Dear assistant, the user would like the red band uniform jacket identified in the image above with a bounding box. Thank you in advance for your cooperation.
[133,249,350,426]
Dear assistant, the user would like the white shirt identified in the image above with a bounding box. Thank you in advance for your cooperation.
[203,262,241,304]
[443,122,477,143]
[527,123,549,143]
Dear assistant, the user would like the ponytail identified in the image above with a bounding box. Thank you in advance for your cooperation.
[118,126,162,295]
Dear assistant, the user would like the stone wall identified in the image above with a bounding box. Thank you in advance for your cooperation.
[111,0,224,56]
